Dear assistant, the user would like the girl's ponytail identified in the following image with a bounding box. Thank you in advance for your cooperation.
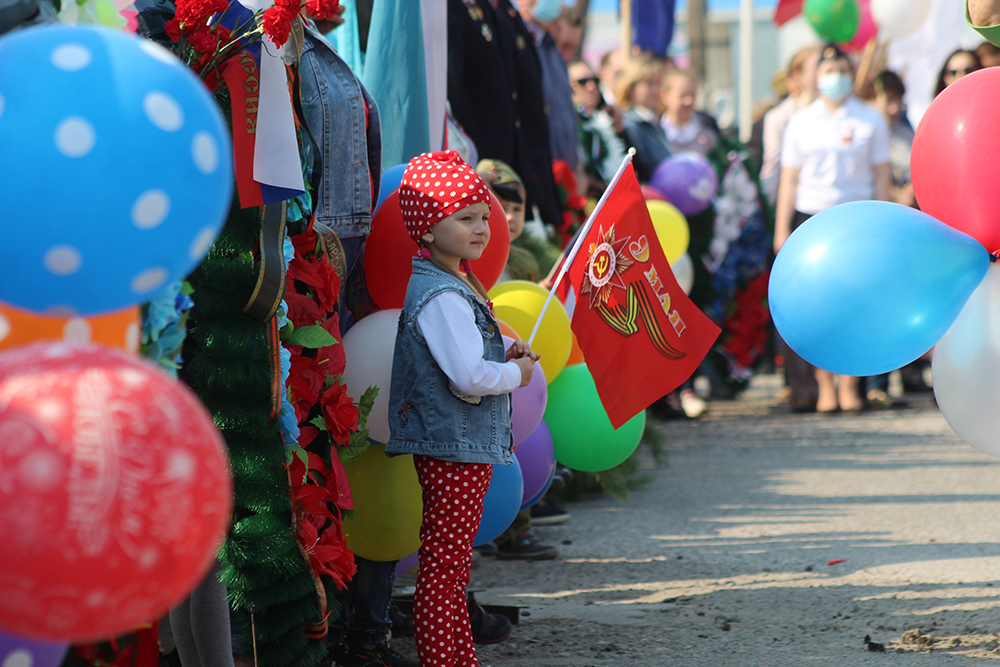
[426,252,491,304]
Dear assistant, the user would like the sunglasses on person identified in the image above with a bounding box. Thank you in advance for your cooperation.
[572,76,600,87]
[946,66,978,76]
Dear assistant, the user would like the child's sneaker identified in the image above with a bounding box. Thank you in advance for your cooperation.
[496,532,559,560]
[467,592,512,644]
[529,500,570,526]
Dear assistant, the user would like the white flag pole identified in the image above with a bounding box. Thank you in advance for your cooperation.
[527,148,636,348]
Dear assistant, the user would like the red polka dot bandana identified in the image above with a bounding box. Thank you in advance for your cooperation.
[399,151,491,245]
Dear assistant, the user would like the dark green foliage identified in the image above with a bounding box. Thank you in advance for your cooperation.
[183,202,327,667]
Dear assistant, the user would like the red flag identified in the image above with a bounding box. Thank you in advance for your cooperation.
[565,164,720,428]
[773,0,804,25]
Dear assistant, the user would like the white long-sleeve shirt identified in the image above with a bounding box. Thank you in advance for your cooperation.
[415,291,522,396]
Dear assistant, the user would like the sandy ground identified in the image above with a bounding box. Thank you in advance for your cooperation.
[391,374,1000,666]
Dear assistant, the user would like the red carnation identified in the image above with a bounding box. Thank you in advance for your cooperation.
[320,382,359,447]
[262,4,295,46]
[306,0,339,20]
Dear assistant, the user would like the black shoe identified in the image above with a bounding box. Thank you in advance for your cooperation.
[530,500,570,526]
[336,641,418,667]
[473,541,497,557]
[546,467,573,494]
[467,592,511,645]
[496,532,559,560]
[388,603,413,637]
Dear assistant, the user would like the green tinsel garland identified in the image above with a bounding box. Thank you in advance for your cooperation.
[181,202,327,667]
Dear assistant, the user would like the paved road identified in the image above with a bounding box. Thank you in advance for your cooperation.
[430,374,1000,666]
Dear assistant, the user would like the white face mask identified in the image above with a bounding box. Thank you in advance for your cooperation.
[817,72,853,102]
[532,0,563,24]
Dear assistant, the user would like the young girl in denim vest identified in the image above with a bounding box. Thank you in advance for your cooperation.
[385,151,538,667]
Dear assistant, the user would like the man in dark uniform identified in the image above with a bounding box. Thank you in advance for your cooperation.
[492,0,562,228]
[447,0,562,227]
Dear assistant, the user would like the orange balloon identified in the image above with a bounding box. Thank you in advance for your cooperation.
[566,332,585,366]
[497,319,519,340]
[0,302,141,353]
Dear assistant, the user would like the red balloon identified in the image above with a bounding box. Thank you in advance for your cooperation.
[912,68,1000,253]
[0,343,232,641]
[365,190,511,309]
[641,184,668,203]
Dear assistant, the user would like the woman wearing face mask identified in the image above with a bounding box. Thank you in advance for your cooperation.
[774,44,892,414]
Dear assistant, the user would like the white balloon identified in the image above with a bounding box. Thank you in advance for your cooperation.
[932,265,1000,457]
[341,308,401,444]
[871,0,931,41]
[669,253,694,296]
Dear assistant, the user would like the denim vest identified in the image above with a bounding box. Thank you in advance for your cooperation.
[300,23,382,238]
[385,260,514,465]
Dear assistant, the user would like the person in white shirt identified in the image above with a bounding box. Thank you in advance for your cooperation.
[760,45,821,206]
[774,44,892,414]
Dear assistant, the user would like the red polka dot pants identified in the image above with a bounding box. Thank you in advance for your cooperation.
[413,456,492,667]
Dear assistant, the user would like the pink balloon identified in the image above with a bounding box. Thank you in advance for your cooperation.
[503,335,548,445]
[845,0,876,51]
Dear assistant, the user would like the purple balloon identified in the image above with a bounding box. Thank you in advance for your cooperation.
[503,335,548,445]
[649,152,718,216]
[395,550,419,577]
[0,631,68,667]
[515,420,555,505]
[520,466,554,512]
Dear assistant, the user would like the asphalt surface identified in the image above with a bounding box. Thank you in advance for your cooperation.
[394,374,1000,666]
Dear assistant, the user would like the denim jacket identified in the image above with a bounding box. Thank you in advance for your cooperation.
[299,23,382,237]
[385,260,514,465]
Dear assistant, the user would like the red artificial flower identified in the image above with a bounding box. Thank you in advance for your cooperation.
[285,290,325,328]
[325,446,353,510]
[287,255,341,314]
[306,0,339,20]
[320,382,358,447]
[313,521,356,590]
[312,257,341,314]
[292,226,319,258]
[315,314,346,378]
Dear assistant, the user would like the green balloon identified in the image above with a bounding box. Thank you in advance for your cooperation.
[804,0,860,43]
[544,363,646,472]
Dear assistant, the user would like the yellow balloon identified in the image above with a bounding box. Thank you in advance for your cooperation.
[491,285,572,383]
[487,279,550,301]
[343,444,423,561]
[647,200,690,265]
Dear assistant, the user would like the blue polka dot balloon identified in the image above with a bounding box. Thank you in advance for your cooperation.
[0,25,233,315]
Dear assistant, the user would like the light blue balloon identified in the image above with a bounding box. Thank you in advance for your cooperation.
[0,25,233,315]
[374,164,406,214]
[769,201,989,376]
[473,457,523,547]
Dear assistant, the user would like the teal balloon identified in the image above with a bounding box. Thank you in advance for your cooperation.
[804,0,860,43]
[769,201,989,376]
[545,364,646,472]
